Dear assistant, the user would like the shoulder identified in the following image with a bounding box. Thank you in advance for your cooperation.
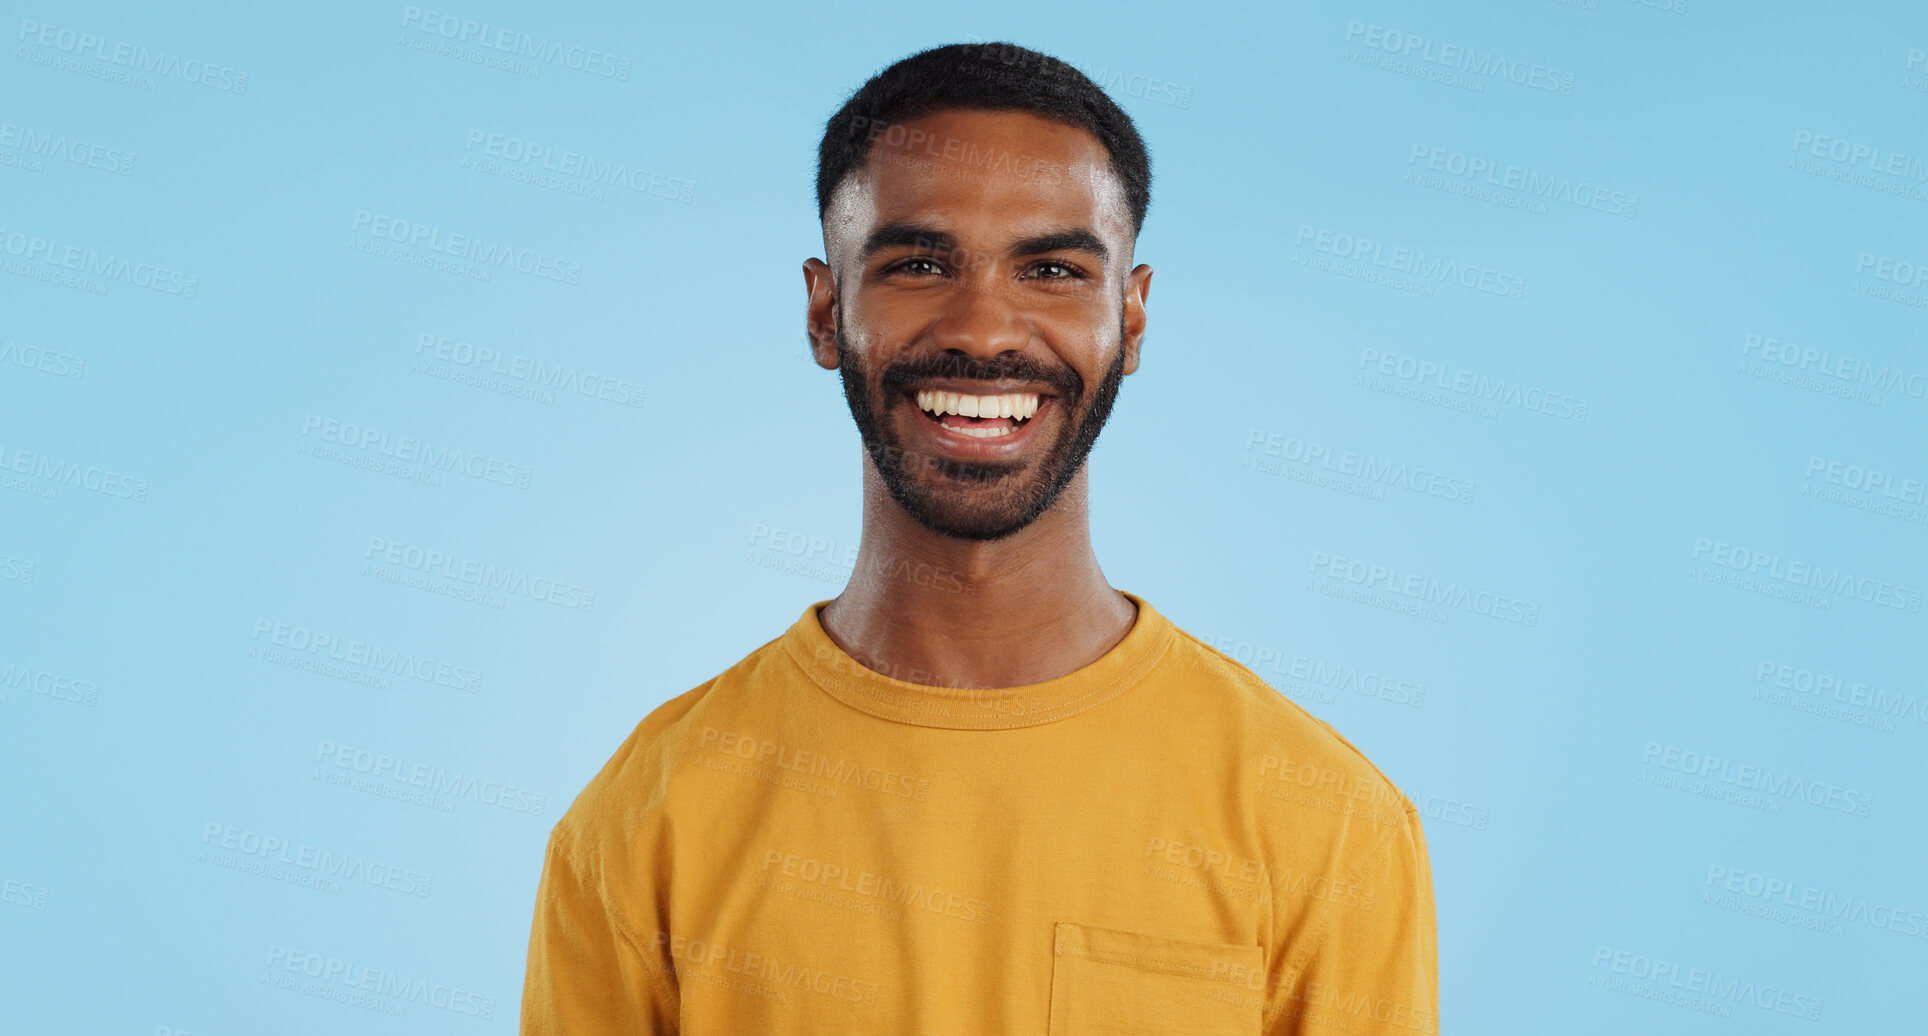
[1166,629,1427,924]
[546,630,789,869]
[1166,626,1417,826]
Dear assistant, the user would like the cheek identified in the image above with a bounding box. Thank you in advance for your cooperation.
[1038,321,1112,374]
[844,297,927,349]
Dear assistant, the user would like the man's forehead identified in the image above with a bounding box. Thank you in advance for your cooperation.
[827,109,1131,261]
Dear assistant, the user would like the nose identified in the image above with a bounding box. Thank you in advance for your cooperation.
[929,275,1029,360]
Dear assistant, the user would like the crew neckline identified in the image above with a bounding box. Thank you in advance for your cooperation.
[779,590,1177,730]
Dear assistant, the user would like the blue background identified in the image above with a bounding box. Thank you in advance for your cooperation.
[3,0,1924,1032]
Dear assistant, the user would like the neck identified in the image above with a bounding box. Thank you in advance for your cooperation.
[818,466,1137,689]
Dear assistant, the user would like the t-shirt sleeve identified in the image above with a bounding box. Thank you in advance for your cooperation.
[1268,803,1440,1036]
[519,833,679,1033]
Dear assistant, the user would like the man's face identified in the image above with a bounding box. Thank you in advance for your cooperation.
[805,107,1152,542]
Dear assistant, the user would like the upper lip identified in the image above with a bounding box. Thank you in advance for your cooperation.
[902,380,1057,398]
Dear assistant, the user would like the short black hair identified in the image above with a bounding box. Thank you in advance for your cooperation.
[815,41,1153,243]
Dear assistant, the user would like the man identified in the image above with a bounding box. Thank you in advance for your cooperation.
[520,40,1438,1035]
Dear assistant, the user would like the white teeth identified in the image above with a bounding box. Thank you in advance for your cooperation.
[950,424,1016,438]
[914,390,1042,422]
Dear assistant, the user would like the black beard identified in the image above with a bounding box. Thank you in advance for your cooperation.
[834,308,1129,542]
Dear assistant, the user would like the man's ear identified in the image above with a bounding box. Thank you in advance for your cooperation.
[1122,263,1152,376]
[802,258,840,370]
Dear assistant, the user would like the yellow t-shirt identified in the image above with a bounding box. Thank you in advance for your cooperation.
[521,591,1439,1035]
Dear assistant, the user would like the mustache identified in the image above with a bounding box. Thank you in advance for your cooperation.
[877,352,1083,399]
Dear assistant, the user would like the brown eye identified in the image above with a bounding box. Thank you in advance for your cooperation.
[889,257,945,276]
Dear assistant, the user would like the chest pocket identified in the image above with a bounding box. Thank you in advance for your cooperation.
[1048,921,1265,1035]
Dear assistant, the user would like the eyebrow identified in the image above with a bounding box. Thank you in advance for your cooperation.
[857,222,1109,267]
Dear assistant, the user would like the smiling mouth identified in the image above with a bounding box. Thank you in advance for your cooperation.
[907,388,1045,439]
